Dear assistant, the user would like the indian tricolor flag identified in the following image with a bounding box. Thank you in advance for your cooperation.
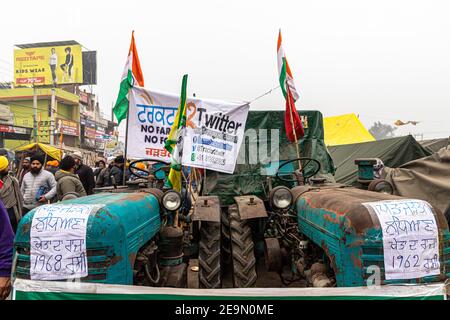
[113,31,145,124]
[277,29,304,142]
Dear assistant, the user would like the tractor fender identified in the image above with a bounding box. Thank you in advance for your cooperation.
[193,196,221,222]
[233,195,267,220]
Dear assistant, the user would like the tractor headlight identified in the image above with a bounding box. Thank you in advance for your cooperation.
[270,186,293,209]
[162,190,182,211]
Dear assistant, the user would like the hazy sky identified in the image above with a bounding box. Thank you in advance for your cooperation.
[0,0,449,140]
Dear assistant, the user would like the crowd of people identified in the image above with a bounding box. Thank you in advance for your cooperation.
[0,152,139,299]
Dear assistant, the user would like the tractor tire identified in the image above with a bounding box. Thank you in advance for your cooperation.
[198,221,221,288]
[229,204,257,288]
[221,209,231,266]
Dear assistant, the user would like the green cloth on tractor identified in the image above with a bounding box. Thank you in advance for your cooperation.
[206,110,335,205]
[328,135,432,186]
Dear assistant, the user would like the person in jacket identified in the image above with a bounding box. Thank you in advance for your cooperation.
[109,155,125,186]
[55,155,87,201]
[20,154,57,213]
[18,157,30,187]
[0,156,23,233]
[93,159,104,180]
[72,151,95,195]
[95,160,111,188]
[93,160,103,180]
[0,200,13,300]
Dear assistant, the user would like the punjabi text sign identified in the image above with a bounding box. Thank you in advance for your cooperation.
[128,87,249,174]
[30,204,96,280]
[363,199,440,280]
[127,87,175,161]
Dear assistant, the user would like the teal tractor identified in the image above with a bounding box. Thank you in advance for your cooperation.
[280,165,450,287]
[13,154,200,288]
[205,110,449,288]
[14,190,166,285]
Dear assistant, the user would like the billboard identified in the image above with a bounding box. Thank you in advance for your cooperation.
[82,51,97,85]
[56,118,79,136]
[14,45,83,85]
[0,104,13,124]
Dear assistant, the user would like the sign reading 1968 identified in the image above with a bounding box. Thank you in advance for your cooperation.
[30,204,95,280]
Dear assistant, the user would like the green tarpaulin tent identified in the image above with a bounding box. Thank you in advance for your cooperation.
[328,135,432,185]
[206,110,335,205]
[419,138,449,153]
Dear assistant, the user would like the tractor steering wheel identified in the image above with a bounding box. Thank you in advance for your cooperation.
[276,157,321,183]
[129,159,171,179]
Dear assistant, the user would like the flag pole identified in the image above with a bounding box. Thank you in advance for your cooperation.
[286,82,303,172]
[122,96,130,186]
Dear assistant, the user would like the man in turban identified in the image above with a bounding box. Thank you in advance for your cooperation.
[20,154,57,213]
[45,160,59,175]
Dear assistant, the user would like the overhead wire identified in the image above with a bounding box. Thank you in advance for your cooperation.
[247,85,280,104]
[7,100,83,125]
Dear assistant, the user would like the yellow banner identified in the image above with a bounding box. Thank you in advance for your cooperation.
[14,45,83,86]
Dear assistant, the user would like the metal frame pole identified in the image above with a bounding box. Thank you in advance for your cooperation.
[122,91,130,185]
[33,85,38,143]
[285,81,302,171]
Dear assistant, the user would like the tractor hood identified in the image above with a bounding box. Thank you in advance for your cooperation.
[14,192,161,284]
[292,185,449,235]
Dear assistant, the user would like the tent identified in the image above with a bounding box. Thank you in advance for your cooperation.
[323,113,375,146]
[328,135,431,185]
[384,148,450,214]
[206,110,335,205]
[419,138,449,153]
[14,143,62,161]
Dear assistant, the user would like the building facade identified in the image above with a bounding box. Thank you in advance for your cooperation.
[0,87,80,149]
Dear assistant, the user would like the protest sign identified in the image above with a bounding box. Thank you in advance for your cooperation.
[363,199,440,280]
[127,87,249,173]
[127,87,176,161]
[180,100,249,173]
[30,204,97,280]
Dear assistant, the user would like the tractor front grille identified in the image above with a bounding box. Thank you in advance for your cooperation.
[361,233,450,284]
[14,244,112,282]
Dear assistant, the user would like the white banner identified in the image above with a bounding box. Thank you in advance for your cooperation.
[13,279,448,300]
[363,199,440,280]
[181,99,249,174]
[127,86,249,173]
[30,204,95,280]
[127,87,174,162]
